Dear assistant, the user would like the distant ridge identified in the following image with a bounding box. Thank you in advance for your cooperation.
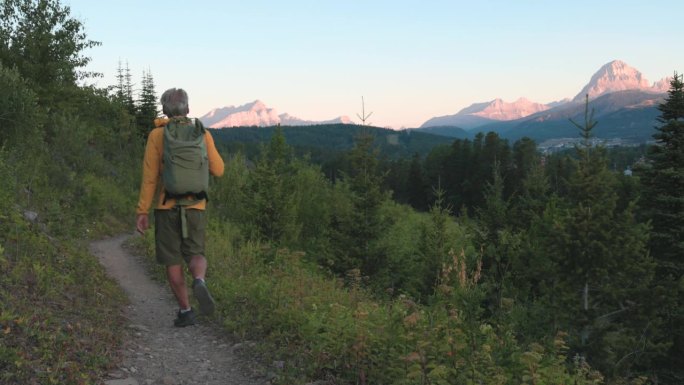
[476,90,665,142]
[199,100,351,128]
[417,60,671,142]
[420,98,549,130]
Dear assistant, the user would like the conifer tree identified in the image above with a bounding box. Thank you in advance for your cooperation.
[641,72,684,271]
[247,126,299,244]
[639,72,684,383]
[113,60,135,114]
[548,96,656,378]
[510,137,539,198]
[407,153,428,210]
[419,185,451,295]
[136,68,158,137]
[330,130,389,277]
[512,158,550,229]
[349,131,388,275]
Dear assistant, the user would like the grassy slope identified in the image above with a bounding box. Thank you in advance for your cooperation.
[0,215,128,384]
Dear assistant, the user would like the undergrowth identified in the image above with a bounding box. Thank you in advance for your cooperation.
[133,220,606,385]
[0,208,127,385]
[0,124,135,384]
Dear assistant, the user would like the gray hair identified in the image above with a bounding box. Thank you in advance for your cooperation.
[160,88,189,117]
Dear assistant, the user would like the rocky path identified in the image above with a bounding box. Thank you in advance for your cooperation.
[90,235,267,385]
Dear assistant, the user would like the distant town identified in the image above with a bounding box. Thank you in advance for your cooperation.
[538,137,653,153]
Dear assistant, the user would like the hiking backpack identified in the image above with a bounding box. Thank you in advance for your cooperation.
[162,118,209,202]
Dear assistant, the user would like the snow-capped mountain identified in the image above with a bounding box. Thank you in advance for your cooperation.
[420,97,550,130]
[420,60,670,131]
[572,60,669,102]
[464,97,549,120]
[199,100,352,128]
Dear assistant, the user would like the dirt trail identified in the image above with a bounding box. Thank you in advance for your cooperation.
[90,235,267,385]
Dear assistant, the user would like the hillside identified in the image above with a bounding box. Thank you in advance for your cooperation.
[210,124,456,160]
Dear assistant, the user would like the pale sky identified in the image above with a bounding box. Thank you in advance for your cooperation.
[67,0,684,129]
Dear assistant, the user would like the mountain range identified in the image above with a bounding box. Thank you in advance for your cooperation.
[417,60,671,143]
[200,60,672,144]
[200,100,352,128]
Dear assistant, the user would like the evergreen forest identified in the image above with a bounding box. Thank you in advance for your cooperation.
[1,1,682,384]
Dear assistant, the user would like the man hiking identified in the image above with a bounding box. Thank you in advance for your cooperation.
[135,88,225,327]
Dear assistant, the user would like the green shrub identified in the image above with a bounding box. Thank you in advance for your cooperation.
[138,220,605,385]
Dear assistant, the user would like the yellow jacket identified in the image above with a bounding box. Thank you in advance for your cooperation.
[136,118,225,215]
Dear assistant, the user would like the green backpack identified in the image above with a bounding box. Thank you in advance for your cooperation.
[162,117,209,203]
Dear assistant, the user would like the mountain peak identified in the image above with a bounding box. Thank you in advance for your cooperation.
[462,98,549,121]
[573,60,653,102]
[247,100,266,110]
[199,100,352,128]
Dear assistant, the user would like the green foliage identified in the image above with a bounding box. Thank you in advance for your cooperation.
[0,64,41,146]
[0,2,143,382]
[637,72,684,384]
[416,187,454,298]
[211,124,455,164]
[136,222,601,385]
[0,0,100,107]
[507,98,658,381]
[246,127,301,244]
[329,130,392,277]
[1,142,127,383]
[0,223,126,385]
[136,68,158,138]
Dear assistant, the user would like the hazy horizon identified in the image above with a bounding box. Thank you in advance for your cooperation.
[68,0,684,129]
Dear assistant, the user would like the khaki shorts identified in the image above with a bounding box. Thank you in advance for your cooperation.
[154,208,207,266]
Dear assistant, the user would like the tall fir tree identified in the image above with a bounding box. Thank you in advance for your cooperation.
[546,96,656,379]
[419,185,451,296]
[407,152,428,211]
[113,60,135,115]
[136,68,158,138]
[639,72,684,384]
[329,130,389,277]
[247,126,299,245]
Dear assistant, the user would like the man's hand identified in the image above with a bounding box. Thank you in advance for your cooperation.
[136,214,149,234]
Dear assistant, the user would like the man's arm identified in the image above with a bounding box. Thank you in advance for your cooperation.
[205,131,225,177]
[135,129,162,232]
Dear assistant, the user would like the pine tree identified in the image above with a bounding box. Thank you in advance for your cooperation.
[510,137,539,198]
[548,96,656,378]
[136,68,158,138]
[113,60,135,115]
[419,185,451,296]
[407,153,428,210]
[639,72,684,383]
[642,72,684,270]
[247,126,299,245]
[330,130,389,277]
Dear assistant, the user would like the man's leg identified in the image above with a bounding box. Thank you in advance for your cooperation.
[155,209,196,326]
[183,210,215,315]
[188,255,215,315]
[166,264,190,310]
[188,255,207,280]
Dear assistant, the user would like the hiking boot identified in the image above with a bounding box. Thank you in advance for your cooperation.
[174,308,196,327]
[192,278,215,316]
